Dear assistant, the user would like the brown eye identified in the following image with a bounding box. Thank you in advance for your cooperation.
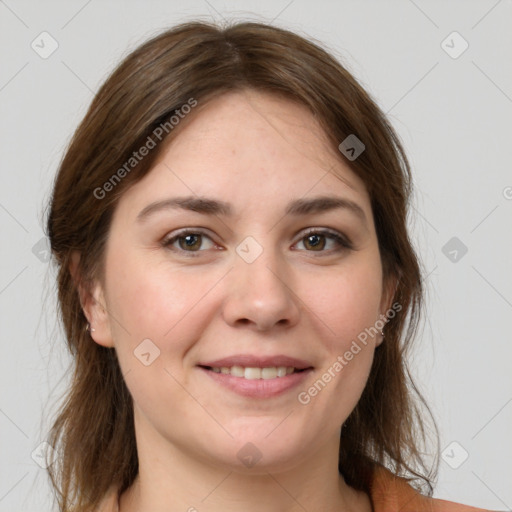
[163,230,216,255]
[177,233,202,251]
[295,229,353,254]
[303,233,326,251]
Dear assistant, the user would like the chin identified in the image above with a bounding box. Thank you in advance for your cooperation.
[201,426,310,474]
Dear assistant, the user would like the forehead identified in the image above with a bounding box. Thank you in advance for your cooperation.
[115,89,371,220]
[158,90,351,179]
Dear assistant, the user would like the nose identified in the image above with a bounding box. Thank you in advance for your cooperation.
[222,245,301,332]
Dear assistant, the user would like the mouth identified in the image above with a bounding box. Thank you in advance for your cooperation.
[198,365,310,379]
[196,356,314,398]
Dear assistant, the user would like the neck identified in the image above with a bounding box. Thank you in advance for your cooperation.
[119,417,372,512]
[120,467,371,512]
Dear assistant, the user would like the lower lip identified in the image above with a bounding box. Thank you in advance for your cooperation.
[198,367,313,398]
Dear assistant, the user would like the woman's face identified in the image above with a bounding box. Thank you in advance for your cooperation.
[88,89,393,473]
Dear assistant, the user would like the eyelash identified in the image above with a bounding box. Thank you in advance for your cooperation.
[161,228,353,257]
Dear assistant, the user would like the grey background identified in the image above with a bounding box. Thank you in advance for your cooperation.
[1,0,511,510]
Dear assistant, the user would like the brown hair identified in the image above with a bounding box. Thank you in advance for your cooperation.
[45,19,440,511]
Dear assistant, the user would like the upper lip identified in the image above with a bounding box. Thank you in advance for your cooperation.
[198,354,313,370]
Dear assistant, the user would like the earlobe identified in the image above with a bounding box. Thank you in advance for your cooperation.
[69,251,114,348]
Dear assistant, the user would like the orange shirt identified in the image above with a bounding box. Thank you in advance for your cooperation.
[95,465,496,511]
[370,466,496,511]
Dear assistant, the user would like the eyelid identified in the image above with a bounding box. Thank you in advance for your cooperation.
[298,226,346,239]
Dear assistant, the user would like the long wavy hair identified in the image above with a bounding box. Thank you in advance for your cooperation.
[44,19,440,511]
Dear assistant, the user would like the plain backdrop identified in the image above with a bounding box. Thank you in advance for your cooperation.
[1,1,511,510]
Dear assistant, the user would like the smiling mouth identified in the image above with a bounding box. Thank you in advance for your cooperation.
[199,365,310,380]
[198,364,314,399]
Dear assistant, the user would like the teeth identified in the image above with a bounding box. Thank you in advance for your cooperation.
[262,367,277,379]
[231,365,245,377]
[209,366,299,379]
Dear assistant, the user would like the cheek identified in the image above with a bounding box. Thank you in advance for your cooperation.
[105,252,224,363]
[104,257,206,413]
[297,260,382,413]
[107,249,188,328]
[308,261,383,348]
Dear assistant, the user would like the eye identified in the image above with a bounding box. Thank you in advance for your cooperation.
[161,227,353,257]
[162,229,217,256]
[294,228,353,253]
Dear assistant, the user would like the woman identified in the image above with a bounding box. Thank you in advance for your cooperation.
[45,20,495,511]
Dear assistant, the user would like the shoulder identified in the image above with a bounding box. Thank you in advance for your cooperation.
[369,465,499,512]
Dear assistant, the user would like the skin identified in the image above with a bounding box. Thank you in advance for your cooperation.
[78,89,396,512]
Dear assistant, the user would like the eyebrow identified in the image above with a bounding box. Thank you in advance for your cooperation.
[136,195,367,225]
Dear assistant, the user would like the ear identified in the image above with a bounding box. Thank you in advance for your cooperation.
[69,251,114,348]
[379,273,398,312]
[376,273,399,347]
